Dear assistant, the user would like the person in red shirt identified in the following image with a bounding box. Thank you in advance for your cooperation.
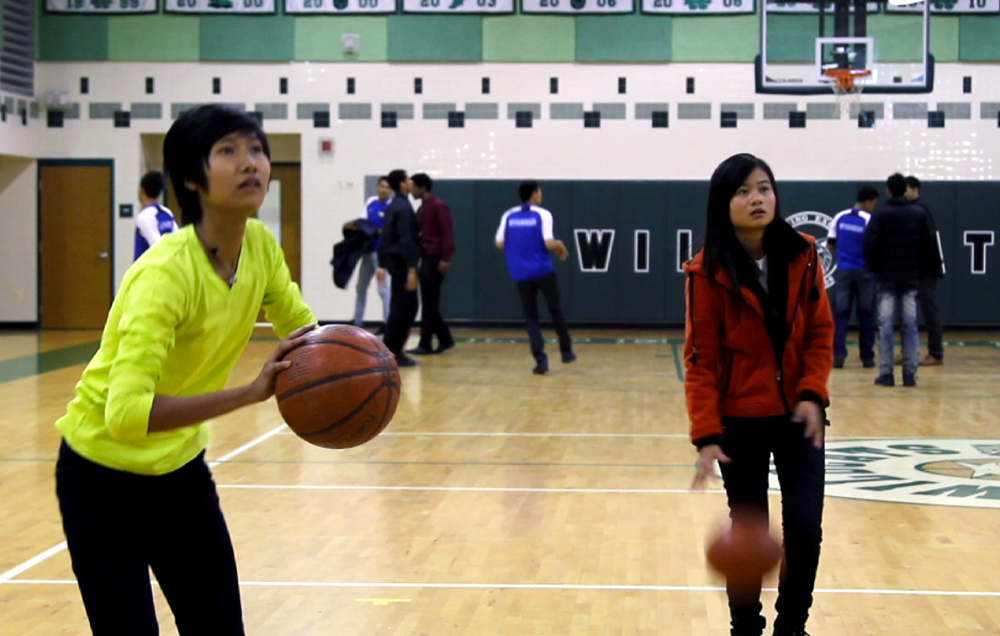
[408,173,456,355]
[685,153,834,636]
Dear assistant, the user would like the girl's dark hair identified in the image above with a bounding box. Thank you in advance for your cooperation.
[163,104,270,226]
[701,153,788,283]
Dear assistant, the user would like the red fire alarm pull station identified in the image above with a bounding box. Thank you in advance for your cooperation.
[320,138,334,155]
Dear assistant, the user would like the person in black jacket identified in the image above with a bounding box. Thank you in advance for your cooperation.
[380,169,421,368]
[864,173,942,388]
[905,176,945,366]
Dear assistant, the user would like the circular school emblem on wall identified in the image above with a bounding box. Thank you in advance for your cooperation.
[768,440,1000,509]
[786,211,836,288]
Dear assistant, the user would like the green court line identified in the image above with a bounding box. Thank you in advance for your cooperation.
[0,342,101,385]
[670,342,686,383]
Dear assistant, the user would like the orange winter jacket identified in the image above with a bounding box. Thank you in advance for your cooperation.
[683,231,834,447]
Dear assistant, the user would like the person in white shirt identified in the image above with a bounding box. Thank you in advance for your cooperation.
[134,171,179,261]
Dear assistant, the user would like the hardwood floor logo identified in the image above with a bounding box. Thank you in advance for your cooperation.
[769,439,1000,509]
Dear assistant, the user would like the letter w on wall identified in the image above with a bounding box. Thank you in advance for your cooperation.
[574,229,616,273]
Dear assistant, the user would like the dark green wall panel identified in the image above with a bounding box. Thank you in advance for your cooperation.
[387,15,482,62]
[434,181,479,320]
[950,182,1000,324]
[472,180,528,321]
[766,14,822,63]
[434,180,1000,326]
[576,14,671,62]
[38,14,108,60]
[200,15,295,61]
[959,15,1000,61]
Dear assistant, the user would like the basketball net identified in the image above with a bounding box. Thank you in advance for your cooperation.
[824,68,871,120]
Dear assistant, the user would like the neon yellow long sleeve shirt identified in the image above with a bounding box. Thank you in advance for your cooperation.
[56,219,316,475]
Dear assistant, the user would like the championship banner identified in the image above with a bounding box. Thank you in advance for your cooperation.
[642,0,753,14]
[401,0,514,13]
[165,0,275,13]
[521,0,634,14]
[767,1,880,13]
[286,0,395,12]
[47,0,158,13]
[886,0,999,13]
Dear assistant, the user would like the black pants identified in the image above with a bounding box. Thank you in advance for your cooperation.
[918,276,943,360]
[516,273,572,362]
[55,440,244,636]
[719,415,825,636]
[418,254,454,350]
[382,254,419,357]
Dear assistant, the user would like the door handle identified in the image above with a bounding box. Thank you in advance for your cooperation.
[98,252,109,259]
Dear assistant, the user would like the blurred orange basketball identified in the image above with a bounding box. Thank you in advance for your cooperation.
[275,325,401,449]
[706,511,783,585]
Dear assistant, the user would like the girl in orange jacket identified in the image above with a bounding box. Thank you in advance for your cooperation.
[685,154,834,636]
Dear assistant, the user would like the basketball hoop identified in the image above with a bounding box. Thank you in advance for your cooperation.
[823,68,871,118]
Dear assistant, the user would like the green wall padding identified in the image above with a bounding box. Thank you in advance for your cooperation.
[108,15,200,61]
[576,14,672,62]
[868,14,924,63]
[959,15,1000,61]
[38,14,108,61]
[482,15,575,62]
[432,179,1000,326]
[387,15,483,61]
[671,14,757,62]
[200,15,295,61]
[295,16,389,61]
[766,14,823,63]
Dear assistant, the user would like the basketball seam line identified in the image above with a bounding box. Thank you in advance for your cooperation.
[299,382,399,439]
[277,366,399,402]
[286,339,390,357]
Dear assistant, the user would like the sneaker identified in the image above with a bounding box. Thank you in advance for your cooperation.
[903,372,917,387]
[862,359,876,369]
[532,358,549,375]
[774,630,811,636]
[833,357,844,369]
[395,354,418,368]
[562,351,577,364]
[874,374,895,387]
[406,346,437,356]
[919,355,943,366]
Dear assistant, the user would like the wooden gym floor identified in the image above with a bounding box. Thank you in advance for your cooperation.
[1,328,999,636]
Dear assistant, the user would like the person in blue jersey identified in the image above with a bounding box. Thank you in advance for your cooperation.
[495,181,576,375]
[828,186,878,369]
[346,176,392,330]
[134,171,178,261]
[55,105,316,636]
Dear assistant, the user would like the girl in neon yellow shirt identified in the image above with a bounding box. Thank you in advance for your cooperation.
[55,105,316,636]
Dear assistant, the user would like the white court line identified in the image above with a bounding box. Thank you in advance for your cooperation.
[217,484,723,494]
[0,424,288,585]
[0,542,69,584]
[209,424,287,467]
[6,579,1000,598]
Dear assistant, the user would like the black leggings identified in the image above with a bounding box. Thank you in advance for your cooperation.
[55,441,244,636]
[719,415,825,636]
